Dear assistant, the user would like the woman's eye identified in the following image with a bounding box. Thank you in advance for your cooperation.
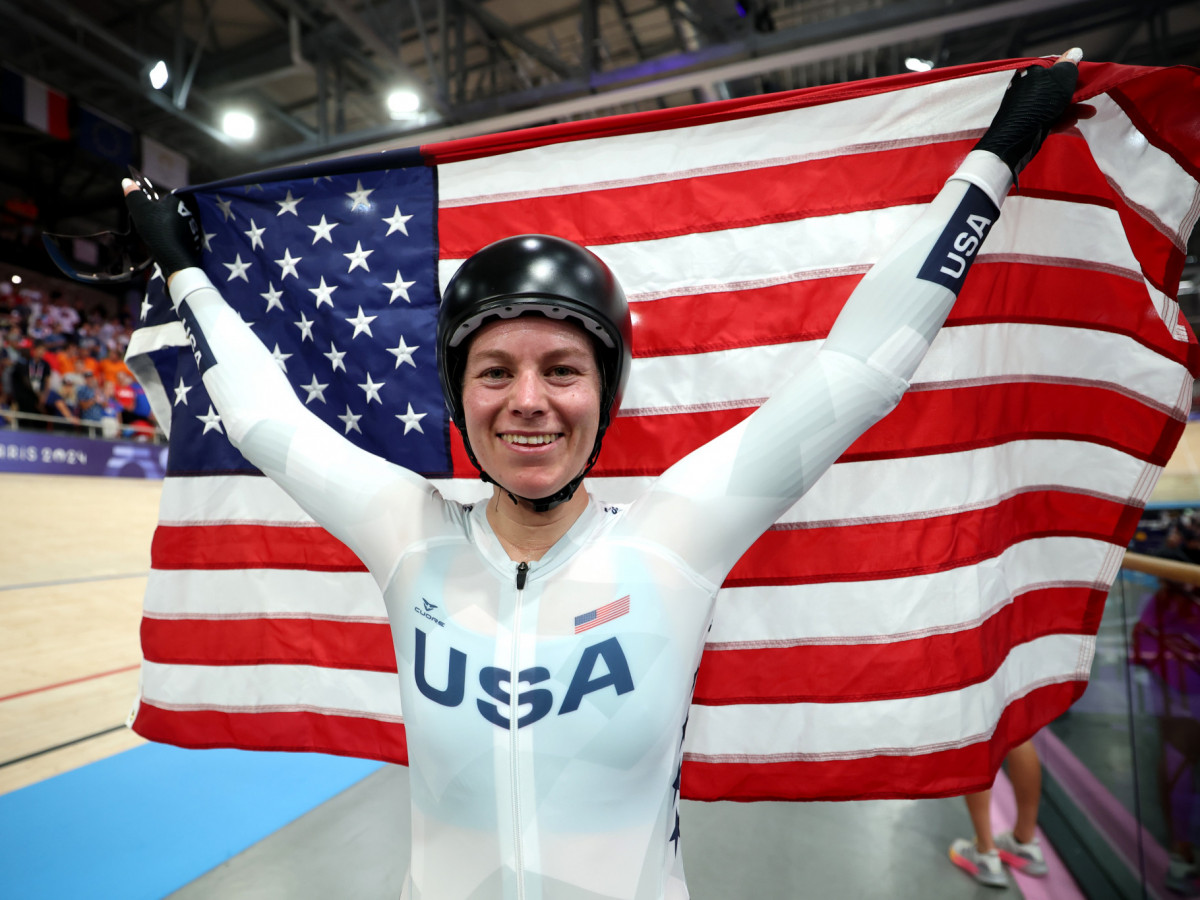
[548,365,575,378]
[480,367,508,380]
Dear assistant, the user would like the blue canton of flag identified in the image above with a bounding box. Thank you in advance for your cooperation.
[138,160,449,477]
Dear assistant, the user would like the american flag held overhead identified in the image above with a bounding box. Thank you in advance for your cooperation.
[127,57,1200,802]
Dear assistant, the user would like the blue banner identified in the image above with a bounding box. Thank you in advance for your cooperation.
[0,431,167,478]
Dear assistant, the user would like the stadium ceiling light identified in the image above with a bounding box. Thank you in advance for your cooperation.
[11,274,22,284]
[386,89,421,119]
[222,110,257,141]
[148,60,170,91]
[905,57,934,72]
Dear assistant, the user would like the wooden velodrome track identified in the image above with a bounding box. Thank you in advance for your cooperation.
[4,421,1200,798]
[0,473,160,794]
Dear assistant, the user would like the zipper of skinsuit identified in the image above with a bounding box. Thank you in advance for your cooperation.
[511,560,529,898]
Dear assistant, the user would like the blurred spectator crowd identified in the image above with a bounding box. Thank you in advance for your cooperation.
[0,279,159,439]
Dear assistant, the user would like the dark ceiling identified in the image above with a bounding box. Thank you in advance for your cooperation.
[1,0,1198,284]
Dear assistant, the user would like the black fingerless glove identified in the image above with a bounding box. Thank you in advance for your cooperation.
[974,59,1079,182]
[124,186,203,277]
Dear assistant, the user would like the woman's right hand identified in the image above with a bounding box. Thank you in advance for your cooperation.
[121,175,203,280]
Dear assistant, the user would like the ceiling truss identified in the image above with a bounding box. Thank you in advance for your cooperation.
[0,0,1197,240]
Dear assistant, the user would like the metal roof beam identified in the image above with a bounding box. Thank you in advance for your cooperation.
[455,0,576,79]
[317,0,452,116]
[254,0,1112,166]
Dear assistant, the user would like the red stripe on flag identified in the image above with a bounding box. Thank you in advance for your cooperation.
[439,142,964,256]
[631,263,1188,365]
[695,586,1105,705]
[725,491,1140,588]
[151,523,367,572]
[680,680,1083,801]
[141,617,396,671]
[132,701,409,766]
[598,381,1181,478]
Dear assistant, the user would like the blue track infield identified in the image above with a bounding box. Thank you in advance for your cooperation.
[0,742,382,900]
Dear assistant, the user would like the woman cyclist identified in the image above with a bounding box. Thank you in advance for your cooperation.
[123,51,1080,900]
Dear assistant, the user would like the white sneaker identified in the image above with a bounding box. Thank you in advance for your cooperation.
[995,830,1048,877]
[950,838,1008,888]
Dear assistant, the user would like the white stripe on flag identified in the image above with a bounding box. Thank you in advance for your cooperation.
[437,70,1014,203]
[621,323,1185,414]
[437,195,1141,299]
[684,632,1093,759]
[157,474,489,524]
[708,536,1115,646]
[1077,95,1200,245]
[143,568,387,620]
[140,660,405,720]
[783,440,1155,525]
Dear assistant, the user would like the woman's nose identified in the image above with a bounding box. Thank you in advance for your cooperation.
[508,369,547,415]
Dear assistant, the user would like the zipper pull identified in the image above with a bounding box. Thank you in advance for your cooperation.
[516,561,529,590]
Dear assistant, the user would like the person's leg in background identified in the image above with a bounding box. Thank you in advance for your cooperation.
[950,739,1047,887]
[993,740,1048,876]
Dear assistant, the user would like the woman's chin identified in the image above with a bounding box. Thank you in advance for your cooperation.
[488,465,578,504]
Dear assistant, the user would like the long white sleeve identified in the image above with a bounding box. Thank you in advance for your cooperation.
[167,269,446,587]
[622,151,1015,586]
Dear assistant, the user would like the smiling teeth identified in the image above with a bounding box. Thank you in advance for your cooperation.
[502,434,558,445]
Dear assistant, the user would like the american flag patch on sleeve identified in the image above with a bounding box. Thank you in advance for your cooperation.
[574,596,631,633]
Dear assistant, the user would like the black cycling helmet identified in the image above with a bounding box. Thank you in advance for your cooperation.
[437,234,633,511]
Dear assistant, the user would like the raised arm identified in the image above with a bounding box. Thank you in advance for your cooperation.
[124,183,444,586]
[624,53,1082,587]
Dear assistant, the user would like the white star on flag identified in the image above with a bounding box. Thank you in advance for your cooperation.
[270,343,293,372]
[344,241,374,273]
[173,378,193,406]
[215,196,234,221]
[197,405,224,434]
[338,405,363,434]
[244,219,267,250]
[358,373,385,404]
[276,248,302,279]
[140,297,152,321]
[308,276,338,308]
[308,215,338,244]
[294,312,315,341]
[224,254,252,282]
[261,283,285,313]
[346,179,374,211]
[383,270,415,303]
[345,306,377,339]
[201,230,217,252]
[324,342,347,373]
[387,336,418,368]
[382,206,413,236]
[276,190,303,215]
[301,375,328,404]
[396,403,427,434]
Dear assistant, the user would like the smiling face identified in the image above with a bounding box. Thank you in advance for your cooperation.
[461,315,602,504]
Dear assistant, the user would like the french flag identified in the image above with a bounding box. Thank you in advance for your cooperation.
[2,68,69,140]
